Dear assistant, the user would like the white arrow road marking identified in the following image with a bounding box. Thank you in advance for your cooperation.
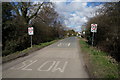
[68,43,71,46]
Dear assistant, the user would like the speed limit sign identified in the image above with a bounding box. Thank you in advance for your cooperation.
[28,27,34,35]
[91,24,97,32]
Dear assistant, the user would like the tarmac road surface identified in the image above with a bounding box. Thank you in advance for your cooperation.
[2,37,89,78]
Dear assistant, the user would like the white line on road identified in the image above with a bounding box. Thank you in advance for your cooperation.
[10,60,37,70]
[10,60,29,70]
[57,43,61,46]
[68,43,71,46]
[21,60,38,71]
[37,61,56,71]
[10,60,68,73]
[52,61,68,72]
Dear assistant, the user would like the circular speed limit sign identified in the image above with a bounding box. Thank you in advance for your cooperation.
[91,24,97,32]
[28,27,34,35]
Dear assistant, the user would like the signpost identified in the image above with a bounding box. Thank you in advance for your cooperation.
[91,24,97,46]
[28,27,34,48]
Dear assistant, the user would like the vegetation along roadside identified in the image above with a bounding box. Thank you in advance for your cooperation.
[79,38,120,78]
[2,39,59,63]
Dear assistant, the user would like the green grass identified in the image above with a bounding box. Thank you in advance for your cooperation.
[79,38,119,78]
[17,40,57,54]
[3,40,57,63]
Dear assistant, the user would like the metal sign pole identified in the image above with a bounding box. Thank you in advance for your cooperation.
[91,24,97,46]
[92,32,94,46]
[31,35,32,48]
[28,27,34,48]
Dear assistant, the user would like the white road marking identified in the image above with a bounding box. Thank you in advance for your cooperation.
[21,60,37,71]
[57,43,71,47]
[10,60,68,73]
[10,60,37,70]
[57,43,61,46]
[68,43,71,46]
[10,60,29,70]
[38,61,56,71]
[52,61,68,72]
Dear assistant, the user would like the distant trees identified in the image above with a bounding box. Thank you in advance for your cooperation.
[2,2,65,56]
[0,2,2,44]
[85,2,120,61]
[65,29,76,37]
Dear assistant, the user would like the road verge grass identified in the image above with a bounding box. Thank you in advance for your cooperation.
[2,40,58,63]
[79,38,119,78]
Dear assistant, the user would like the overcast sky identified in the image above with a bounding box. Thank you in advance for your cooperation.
[52,1,104,32]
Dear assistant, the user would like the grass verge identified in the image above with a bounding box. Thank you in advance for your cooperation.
[2,40,58,63]
[79,38,119,78]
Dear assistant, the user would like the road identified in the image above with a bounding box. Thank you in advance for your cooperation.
[2,37,89,78]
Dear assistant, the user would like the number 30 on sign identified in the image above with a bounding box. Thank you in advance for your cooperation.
[91,24,97,32]
[28,27,34,35]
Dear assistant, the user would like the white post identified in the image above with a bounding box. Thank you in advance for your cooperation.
[92,32,94,46]
[31,36,32,48]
